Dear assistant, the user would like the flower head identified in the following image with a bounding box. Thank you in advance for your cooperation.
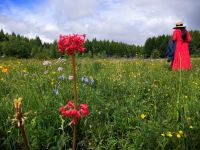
[57,67,64,72]
[53,88,59,95]
[59,100,89,125]
[140,113,146,120]
[189,125,193,129]
[2,67,8,73]
[176,133,181,138]
[42,60,52,66]
[161,133,165,137]
[68,75,74,80]
[167,132,173,137]
[57,34,86,55]
[14,97,22,109]
[58,74,65,80]
[178,130,183,135]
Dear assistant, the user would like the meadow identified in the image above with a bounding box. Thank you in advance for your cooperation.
[0,58,200,150]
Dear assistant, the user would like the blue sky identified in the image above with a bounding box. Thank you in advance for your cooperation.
[0,0,200,45]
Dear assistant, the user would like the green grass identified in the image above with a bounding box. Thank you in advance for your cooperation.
[0,58,200,149]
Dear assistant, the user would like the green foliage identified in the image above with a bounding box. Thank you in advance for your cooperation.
[151,49,160,58]
[1,29,200,59]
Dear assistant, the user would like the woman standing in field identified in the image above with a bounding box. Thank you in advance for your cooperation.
[171,21,192,71]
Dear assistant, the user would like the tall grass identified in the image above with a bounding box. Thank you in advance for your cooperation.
[0,58,200,149]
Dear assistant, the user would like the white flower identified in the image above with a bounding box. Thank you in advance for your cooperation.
[42,60,52,66]
[68,75,74,80]
[57,67,64,72]
[53,89,59,95]
[44,70,49,74]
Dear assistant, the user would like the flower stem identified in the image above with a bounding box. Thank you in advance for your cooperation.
[16,107,29,150]
[20,126,29,150]
[72,54,78,107]
[72,54,78,150]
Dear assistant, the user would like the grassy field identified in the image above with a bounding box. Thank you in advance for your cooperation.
[0,58,200,149]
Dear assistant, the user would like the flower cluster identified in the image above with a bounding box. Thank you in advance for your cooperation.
[0,65,8,73]
[59,100,89,125]
[12,97,27,127]
[81,76,95,85]
[57,34,86,55]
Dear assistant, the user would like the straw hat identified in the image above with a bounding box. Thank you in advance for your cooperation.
[173,21,186,29]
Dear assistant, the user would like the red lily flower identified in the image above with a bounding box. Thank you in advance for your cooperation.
[59,100,89,125]
[57,34,86,55]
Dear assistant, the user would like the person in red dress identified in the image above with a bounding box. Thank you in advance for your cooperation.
[171,21,192,71]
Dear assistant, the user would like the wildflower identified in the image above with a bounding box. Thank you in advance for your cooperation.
[140,113,146,120]
[176,133,181,138]
[89,76,95,85]
[14,97,22,109]
[57,34,86,55]
[161,133,165,137]
[42,60,52,66]
[53,88,59,95]
[189,125,193,129]
[0,65,3,69]
[81,76,95,85]
[12,97,27,128]
[2,67,8,73]
[178,130,183,135]
[90,78,95,85]
[167,132,173,137]
[81,76,86,83]
[56,57,66,63]
[59,100,89,125]
[23,69,27,73]
[58,67,64,72]
[58,74,65,80]
[44,70,49,74]
[68,75,74,80]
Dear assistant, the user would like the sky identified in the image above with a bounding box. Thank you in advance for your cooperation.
[0,0,200,45]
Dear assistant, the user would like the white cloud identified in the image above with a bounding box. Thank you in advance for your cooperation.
[0,0,199,45]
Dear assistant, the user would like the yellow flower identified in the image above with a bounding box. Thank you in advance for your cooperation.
[176,133,181,138]
[0,65,3,69]
[23,69,27,73]
[14,97,22,108]
[2,68,8,73]
[161,133,165,137]
[189,125,193,129]
[167,132,173,137]
[178,130,183,135]
[140,113,146,119]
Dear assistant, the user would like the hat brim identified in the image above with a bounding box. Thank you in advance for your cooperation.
[173,26,186,29]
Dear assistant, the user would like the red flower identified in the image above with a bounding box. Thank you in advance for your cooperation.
[57,34,86,55]
[59,100,89,125]
[80,104,89,116]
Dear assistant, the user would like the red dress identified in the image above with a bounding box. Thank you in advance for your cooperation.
[171,29,192,70]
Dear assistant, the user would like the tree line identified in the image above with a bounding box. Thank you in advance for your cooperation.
[0,29,200,59]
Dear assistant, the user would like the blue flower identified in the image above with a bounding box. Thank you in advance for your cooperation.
[58,74,65,80]
[90,79,95,85]
[53,88,59,95]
